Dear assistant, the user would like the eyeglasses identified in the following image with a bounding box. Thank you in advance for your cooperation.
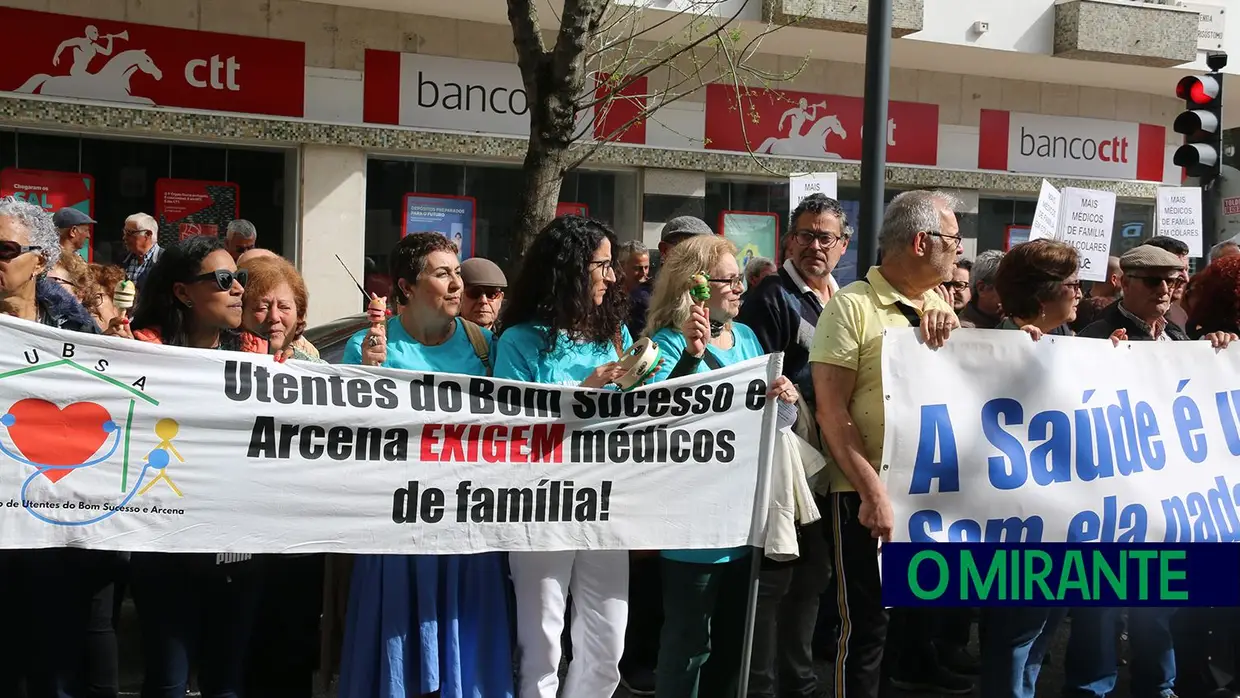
[190,268,247,291]
[791,231,844,249]
[123,228,152,238]
[928,231,963,248]
[944,281,969,291]
[1061,280,1083,291]
[0,241,40,261]
[708,276,745,290]
[1129,275,1186,291]
[465,285,503,300]
[587,259,616,276]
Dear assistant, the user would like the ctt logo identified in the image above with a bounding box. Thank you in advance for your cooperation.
[1020,126,1130,164]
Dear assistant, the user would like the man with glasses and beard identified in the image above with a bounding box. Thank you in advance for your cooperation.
[459,257,506,331]
[736,192,848,698]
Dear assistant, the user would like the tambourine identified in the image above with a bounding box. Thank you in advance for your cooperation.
[615,337,662,391]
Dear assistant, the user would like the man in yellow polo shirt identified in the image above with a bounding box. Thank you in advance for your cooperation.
[810,190,965,698]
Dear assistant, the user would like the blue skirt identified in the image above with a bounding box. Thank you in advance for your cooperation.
[339,553,515,698]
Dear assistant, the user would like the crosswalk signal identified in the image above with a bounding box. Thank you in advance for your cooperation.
[1174,53,1227,181]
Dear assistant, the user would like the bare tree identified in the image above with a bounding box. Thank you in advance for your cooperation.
[506,0,805,259]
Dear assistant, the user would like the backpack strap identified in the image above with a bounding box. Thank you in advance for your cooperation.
[859,277,922,328]
[461,319,492,375]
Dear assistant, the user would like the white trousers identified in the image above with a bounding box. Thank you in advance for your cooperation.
[510,549,629,698]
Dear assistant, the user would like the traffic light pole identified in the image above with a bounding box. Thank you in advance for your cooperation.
[1205,52,1226,252]
[857,0,893,276]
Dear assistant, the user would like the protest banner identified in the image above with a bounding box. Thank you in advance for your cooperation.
[0,315,779,555]
[1057,187,1115,282]
[1156,186,1204,258]
[1030,179,1060,242]
[789,172,838,215]
[882,328,1240,545]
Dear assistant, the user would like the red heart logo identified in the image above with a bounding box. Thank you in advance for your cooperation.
[6,399,113,483]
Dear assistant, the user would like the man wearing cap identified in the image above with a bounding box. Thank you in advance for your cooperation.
[54,208,95,258]
[1073,243,1233,698]
[459,257,506,331]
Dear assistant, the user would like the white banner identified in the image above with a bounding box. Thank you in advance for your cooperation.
[1030,179,1061,242]
[882,329,1240,544]
[1156,186,1204,258]
[1057,187,1115,282]
[0,316,778,554]
[789,173,838,216]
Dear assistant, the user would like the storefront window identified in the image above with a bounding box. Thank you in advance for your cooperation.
[0,129,290,262]
[978,195,1155,259]
[363,158,638,275]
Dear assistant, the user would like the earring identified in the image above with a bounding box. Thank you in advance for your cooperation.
[184,300,194,308]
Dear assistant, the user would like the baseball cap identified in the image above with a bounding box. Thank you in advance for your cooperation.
[1120,245,1183,273]
[660,216,713,242]
[461,257,507,288]
[52,208,96,228]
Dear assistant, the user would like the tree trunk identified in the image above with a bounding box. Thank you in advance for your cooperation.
[511,143,566,263]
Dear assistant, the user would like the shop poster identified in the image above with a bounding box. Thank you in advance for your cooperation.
[1,168,95,262]
[154,179,240,247]
[556,202,589,218]
[1006,225,1032,250]
[719,212,778,280]
[403,194,476,259]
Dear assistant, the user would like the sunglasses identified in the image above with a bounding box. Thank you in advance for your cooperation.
[1130,275,1186,291]
[0,241,41,262]
[465,286,503,300]
[190,268,247,291]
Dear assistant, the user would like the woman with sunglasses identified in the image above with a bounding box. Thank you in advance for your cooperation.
[0,197,123,698]
[493,216,635,698]
[641,235,797,698]
[338,232,514,698]
[128,235,267,698]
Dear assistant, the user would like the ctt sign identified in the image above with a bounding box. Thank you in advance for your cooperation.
[979,110,1165,182]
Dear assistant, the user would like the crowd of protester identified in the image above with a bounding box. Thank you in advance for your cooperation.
[1,189,1240,698]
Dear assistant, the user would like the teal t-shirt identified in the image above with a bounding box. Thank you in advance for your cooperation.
[492,322,632,386]
[343,316,491,375]
[650,322,764,565]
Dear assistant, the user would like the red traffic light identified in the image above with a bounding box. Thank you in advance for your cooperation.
[1177,75,1220,105]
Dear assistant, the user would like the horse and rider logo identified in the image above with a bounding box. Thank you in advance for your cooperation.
[15,24,163,105]
[756,97,848,158]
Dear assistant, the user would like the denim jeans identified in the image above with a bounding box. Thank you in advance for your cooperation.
[1064,607,1177,698]
[980,606,1066,698]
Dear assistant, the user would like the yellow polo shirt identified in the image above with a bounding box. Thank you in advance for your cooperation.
[809,266,953,494]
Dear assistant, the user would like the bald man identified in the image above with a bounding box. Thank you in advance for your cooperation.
[236,248,278,266]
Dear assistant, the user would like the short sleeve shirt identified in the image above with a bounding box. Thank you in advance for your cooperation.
[493,322,633,387]
[809,266,953,493]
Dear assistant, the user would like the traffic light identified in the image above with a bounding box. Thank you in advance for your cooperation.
[1174,56,1226,181]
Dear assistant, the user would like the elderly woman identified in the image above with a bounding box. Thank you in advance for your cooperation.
[47,248,93,302]
[88,263,128,330]
[641,234,797,698]
[1187,255,1240,337]
[129,235,268,698]
[237,255,318,361]
[0,197,118,697]
[339,232,512,698]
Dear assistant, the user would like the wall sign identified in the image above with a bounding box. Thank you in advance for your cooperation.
[1,168,95,261]
[154,179,239,246]
[556,203,589,218]
[0,7,305,117]
[403,194,477,260]
[978,110,1166,182]
[704,84,940,166]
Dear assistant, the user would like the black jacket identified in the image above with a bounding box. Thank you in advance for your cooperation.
[35,277,100,334]
[735,266,822,391]
[1078,301,1188,342]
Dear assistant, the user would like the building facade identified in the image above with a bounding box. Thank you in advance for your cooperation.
[0,0,1230,324]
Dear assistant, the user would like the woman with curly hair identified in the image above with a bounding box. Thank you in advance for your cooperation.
[493,215,633,698]
[1187,255,1240,337]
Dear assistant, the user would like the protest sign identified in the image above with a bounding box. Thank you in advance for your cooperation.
[1057,187,1115,282]
[1156,187,1204,258]
[882,328,1240,545]
[1030,179,1060,242]
[789,173,838,216]
[0,316,778,555]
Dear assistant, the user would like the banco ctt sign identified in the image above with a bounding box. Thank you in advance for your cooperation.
[979,110,1166,182]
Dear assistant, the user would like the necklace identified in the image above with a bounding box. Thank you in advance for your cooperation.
[710,320,725,338]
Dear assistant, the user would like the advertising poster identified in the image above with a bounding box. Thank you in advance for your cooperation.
[0,168,94,261]
[719,212,778,279]
[1005,225,1031,250]
[154,179,240,247]
[556,202,589,218]
[403,194,477,259]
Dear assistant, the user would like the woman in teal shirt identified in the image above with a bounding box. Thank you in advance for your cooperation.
[642,234,798,698]
[492,216,633,698]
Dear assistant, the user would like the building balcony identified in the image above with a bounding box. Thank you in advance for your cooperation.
[1053,0,1199,68]
[762,0,924,37]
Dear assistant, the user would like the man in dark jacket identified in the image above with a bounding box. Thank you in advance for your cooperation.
[958,249,1003,329]
[1080,245,1194,342]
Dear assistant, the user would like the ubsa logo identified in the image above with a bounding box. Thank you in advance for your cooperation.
[1121,222,1144,238]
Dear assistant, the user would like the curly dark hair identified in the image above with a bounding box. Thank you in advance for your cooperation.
[788,193,849,237]
[499,215,627,352]
[1187,256,1240,335]
[389,232,459,305]
[131,235,235,347]
[1145,235,1190,258]
[994,239,1079,321]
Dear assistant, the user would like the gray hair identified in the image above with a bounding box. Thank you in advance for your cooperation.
[1209,238,1240,263]
[226,219,257,240]
[617,239,647,262]
[0,196,61,270]
[745,256,776,279]
[971,249,1004,291]
[878,190,961,253]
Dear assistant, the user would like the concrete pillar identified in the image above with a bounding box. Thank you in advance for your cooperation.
[299,144,366,326]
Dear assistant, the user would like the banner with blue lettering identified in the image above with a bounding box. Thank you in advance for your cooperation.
[881,328,1240,545]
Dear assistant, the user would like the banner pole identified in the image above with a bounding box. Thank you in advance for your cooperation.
[736,352,785,698]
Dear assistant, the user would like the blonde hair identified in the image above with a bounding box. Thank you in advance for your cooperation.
[643,234,737,338]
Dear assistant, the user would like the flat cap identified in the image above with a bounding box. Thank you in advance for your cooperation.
[52,208,95,228]
[461,257,507,288]
[660,216,713,242]
[1120,244,1184,272]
